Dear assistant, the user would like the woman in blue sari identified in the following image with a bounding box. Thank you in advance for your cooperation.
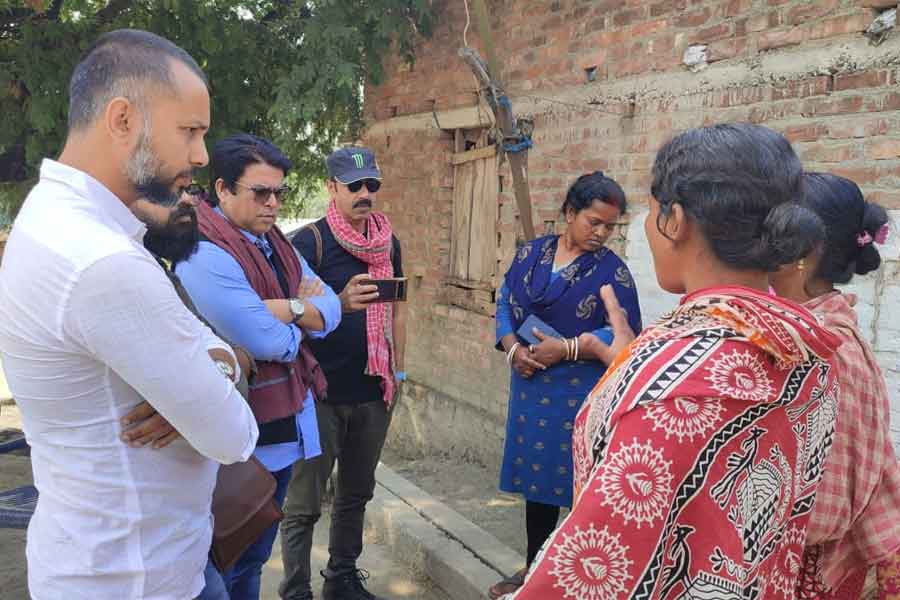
[489,171,642,599]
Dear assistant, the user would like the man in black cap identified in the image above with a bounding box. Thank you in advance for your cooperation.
[281,146,405,600]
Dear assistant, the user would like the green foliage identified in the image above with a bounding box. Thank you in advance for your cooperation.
[281,173,329,219]
[0,0,433,214]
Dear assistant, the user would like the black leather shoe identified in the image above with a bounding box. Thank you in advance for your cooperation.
[321,568,385,600]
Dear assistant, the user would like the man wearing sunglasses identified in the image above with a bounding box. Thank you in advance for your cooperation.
[176,133,342,600]
[281,147,405,600]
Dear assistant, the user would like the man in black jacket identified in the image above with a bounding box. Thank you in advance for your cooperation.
[280,147,406,600]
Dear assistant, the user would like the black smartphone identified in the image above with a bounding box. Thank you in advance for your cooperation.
[363,277,408,303]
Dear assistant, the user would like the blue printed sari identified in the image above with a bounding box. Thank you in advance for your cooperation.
[495,235,641,507]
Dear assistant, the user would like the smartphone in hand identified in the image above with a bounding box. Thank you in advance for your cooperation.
[362,277,408,303]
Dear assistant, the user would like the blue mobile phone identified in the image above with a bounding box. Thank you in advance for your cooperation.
[517,314,562,345]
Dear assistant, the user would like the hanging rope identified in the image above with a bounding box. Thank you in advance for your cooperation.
[462,0,471,48]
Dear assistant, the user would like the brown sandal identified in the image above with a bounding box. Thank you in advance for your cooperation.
[488,567,527,599]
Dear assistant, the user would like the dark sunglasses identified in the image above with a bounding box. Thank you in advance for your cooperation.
[344,178,381,193]
[233,181,292,204]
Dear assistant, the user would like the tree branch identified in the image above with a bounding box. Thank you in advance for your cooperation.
[95,0,133,23]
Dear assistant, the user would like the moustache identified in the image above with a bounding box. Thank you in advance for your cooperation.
[136,170,196,207]
[169,203,197,224]
[353,199,373,209]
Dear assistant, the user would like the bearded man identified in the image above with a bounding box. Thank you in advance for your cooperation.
[0,29,258,600]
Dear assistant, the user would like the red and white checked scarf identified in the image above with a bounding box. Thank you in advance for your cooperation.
[326,200,396,407]
[799,291,900,595]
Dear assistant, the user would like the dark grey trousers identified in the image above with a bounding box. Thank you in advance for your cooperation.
[277,399,391,599]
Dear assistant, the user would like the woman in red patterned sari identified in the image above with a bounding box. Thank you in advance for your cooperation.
[770,173,900,600]
[504,123,841,599]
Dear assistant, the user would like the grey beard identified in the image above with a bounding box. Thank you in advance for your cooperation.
[124,122,179,207]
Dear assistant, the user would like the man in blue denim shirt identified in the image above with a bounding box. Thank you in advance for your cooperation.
[177,134,341,600]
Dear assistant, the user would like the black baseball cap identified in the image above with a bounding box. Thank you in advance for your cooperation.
[326,146,381,184]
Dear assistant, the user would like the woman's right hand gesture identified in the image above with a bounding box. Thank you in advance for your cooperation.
[511,345,546,379]
[591,284,636,364]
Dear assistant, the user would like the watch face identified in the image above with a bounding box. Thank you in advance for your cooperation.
[215,360,235,378]
[290,299,304,317]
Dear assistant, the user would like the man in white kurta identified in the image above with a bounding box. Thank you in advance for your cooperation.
[0,29,258,600]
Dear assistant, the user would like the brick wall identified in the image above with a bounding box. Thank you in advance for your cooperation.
[362,0,900,464]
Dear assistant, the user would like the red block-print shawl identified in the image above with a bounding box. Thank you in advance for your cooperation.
[505,286,840,600]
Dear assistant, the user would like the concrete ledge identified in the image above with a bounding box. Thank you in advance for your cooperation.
[368,463,523,600]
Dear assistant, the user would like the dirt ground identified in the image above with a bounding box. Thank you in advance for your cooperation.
[0,407,32,600]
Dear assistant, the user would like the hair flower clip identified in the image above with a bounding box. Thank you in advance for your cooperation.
[858,223,890,247]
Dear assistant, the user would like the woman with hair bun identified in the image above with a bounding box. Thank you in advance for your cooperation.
[504,123,840,599]
[770,172,900,599]
[490,171,642,598]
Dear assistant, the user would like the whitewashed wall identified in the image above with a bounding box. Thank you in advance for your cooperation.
[624,208,900,452]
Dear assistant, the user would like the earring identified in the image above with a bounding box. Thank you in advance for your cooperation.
[797,259,806,271]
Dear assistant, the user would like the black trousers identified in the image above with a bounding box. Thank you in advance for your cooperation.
[526,500,561,566]
[278,400,391,599]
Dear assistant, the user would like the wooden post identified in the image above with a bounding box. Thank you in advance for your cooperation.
[471,0,502,90]
[466,0,536,241]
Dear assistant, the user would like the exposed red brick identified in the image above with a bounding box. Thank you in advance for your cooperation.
[651,0,689,17]
[807,95,867,116]
[707,36,749,62]
[867,190,900,210]
[866,139,900,160]
[748,100,800,122]
[675,7,712,27]
[828,165,882,186]
[758,27,805,50]
[630,17,669,37]
[786,0,840,25]
[771,76,831,100]
[827,117,890,139]
[648,33,678,56]
[722,0,753,17]
[798,141,860,163]
[833,70,893,91]
[613,7,645,26]
[783,122,827,143]
[694,21,732,43]
[804,13,873,40]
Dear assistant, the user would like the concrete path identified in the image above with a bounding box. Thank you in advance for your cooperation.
[261,514,448,600]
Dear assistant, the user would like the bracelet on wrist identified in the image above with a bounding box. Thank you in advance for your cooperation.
[506,342,521,365]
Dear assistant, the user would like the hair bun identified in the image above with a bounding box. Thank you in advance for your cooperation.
[855,202,889,275]
[748,203,824,269]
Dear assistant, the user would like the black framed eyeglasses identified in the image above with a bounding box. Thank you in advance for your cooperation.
[233,181,292,204]
[345,178,381,193]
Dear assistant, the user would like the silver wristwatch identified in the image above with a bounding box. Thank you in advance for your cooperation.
[215,360,235,380]
[288,297,305,323]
